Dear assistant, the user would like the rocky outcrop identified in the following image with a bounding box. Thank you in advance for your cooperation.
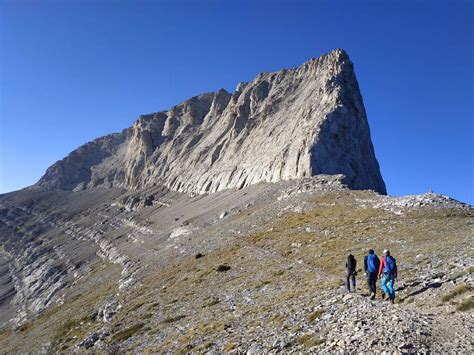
[36,49,386,194]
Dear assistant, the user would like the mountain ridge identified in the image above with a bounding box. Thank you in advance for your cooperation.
[36,49,386,195]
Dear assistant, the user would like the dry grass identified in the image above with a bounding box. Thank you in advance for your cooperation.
[457,296,474,312]
[100,193,471,352]
[111,323,144,342]
[269,313,286,325]
[203,297,220,307]
[246,192,473,281]
[441,284,471,302]
[224,342,236,351]
[306,308,324,323]
[162,315,186,324]
[0,329,12,343]
[297,333,325,348]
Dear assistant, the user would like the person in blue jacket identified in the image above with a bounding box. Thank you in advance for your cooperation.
[364,249,380,300]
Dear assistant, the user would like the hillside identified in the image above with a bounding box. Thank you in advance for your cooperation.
[0,177,472,353]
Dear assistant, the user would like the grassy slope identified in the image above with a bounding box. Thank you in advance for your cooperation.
[110,191,473,352]
[1,189,472,352]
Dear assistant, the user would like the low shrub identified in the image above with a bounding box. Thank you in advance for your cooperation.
[216,264,231,272]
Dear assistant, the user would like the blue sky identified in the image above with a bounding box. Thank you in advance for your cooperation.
[1,0,473,204]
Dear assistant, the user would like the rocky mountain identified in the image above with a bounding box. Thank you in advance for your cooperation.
[1,49,472,353]
[36,49,386,195]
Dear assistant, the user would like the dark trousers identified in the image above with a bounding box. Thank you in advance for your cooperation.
[367,271,377,294]
[346,270,356,291]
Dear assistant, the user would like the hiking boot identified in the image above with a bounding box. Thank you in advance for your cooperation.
[382,293,387,300]
[370,292,375,300]
[390,298,395,304]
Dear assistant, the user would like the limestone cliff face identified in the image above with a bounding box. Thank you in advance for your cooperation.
[36,49,386,195]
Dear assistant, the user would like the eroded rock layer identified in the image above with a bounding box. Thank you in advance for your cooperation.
[36,49,386,195]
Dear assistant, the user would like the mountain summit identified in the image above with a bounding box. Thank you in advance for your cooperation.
[37,49,386,195]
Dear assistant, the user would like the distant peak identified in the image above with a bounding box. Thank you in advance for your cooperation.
[331,48,349,57]
[317,48,350,64]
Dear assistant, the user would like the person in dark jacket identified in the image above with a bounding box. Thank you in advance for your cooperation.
[364,249,380,300]
[345,254,357,292]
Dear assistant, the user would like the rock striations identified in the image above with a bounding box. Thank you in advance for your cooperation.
[36,49,386,195]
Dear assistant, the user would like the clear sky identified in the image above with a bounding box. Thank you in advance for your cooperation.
[1,0,473,204]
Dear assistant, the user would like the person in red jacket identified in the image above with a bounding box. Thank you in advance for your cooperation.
[378,249,397,304]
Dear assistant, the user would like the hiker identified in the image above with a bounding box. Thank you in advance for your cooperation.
[364,249,380,300]
[345,254,357,292]
[378,249,397,303]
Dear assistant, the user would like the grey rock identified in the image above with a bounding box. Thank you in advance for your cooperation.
[97,300,120,322]
[77,329,110,349]
[219,211,228,219]
[36,49,386,195]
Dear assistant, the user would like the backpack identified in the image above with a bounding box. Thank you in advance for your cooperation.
[367,254,379,273]
[347,255,356,271]
[384,255,396,275]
